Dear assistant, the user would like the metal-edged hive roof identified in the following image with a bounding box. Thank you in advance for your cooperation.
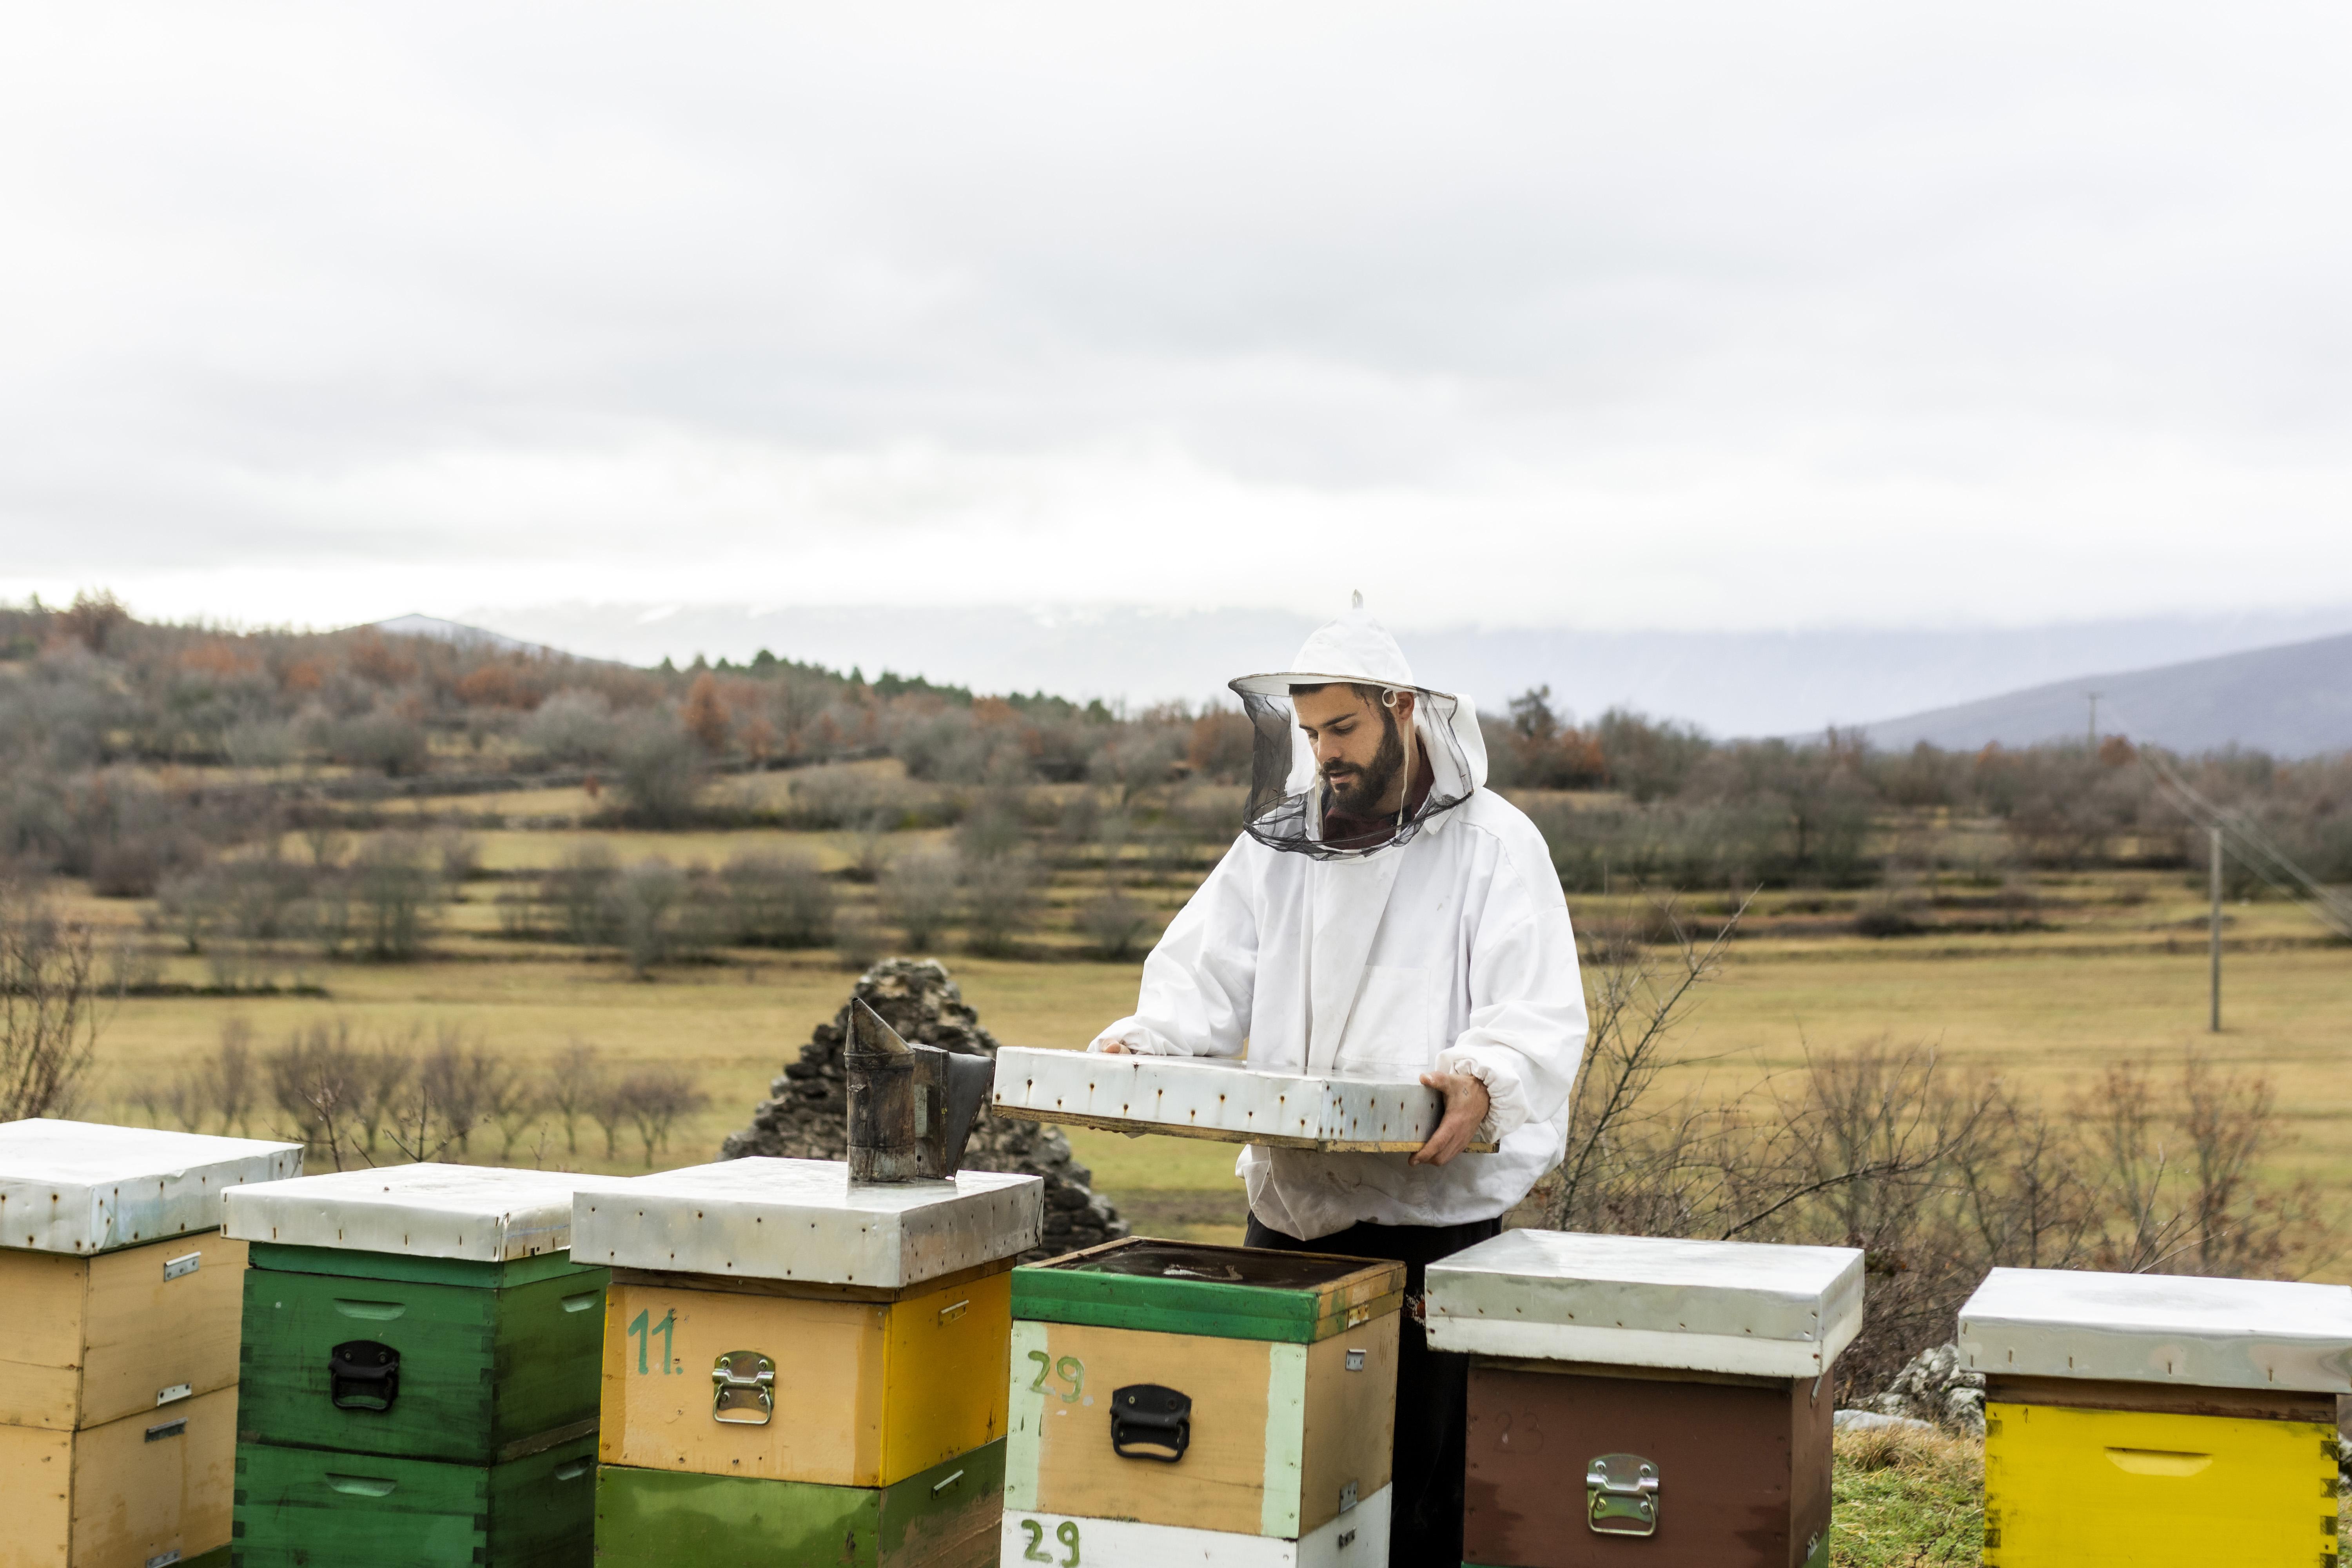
[0,1118,303,1254]
[223,1163,619,1263]
[570,1157,1042,1289]
[1959,1267,2352,1393]
[990,1047,1494,1153]
[1425,1229,1865,1379]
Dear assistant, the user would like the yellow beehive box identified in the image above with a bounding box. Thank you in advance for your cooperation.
[599,1260,1015,1487]
[572,1158,1045,1493]
[1962,1267,2352,1568]
[0,1230,248,1432]
[0,1385,236,1568]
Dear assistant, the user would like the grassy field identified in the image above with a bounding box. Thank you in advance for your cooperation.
[66,831,2351,1254]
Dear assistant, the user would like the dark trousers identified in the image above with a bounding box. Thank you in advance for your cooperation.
[1245,1212,1502,1568]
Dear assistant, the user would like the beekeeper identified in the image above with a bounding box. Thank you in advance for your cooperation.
[1090,596,1586,1568]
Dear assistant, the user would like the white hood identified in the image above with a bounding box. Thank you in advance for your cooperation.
[1229,601,1489,804]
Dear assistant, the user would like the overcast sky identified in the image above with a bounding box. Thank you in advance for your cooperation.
[5,3,2352,636]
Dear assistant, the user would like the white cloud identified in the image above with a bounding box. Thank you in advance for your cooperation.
[2,2,2350,632]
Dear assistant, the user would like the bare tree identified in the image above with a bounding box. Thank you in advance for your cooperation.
[0,893,109,1122]
[544,1040,604,1157]
[613,1067,709,1167]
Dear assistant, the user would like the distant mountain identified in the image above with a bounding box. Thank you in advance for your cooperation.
[459,601,2352,741]
[1858,631,2352,758]
[365,614,570,657]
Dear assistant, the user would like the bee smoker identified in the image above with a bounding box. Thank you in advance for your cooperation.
[843,996,995,1183]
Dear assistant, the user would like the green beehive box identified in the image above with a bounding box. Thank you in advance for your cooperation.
[223,1165,613,1470]
[594,1441,1004,1568]
[231,1430,597,1567]
[238,1245,607,1465]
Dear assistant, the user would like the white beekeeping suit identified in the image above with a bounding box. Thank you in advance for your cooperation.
[1089,601,1588,1240]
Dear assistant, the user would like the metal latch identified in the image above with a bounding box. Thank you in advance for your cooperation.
[145,1418,187,1442]
[328,1341,399,1413]
[1345,1349,1366,1372]
[1339,1480,1359,1512]
[1110,1384,1191,1462]
[156,1383,191,1406]
[163,1252,200,1281]
[1587,1453,1660,1536]
[145,1553,181,1568]
[712,1350,775,1424]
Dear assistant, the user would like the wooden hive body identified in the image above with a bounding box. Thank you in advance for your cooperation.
[237,1246,608,1466]
[593,1443,1004,1568]
[221,1165,615,1567]
[0,1120,301,1568]
[1005,1238,1404,1561]
[1427,1230,1864,1568]
[229,1430,597,1568]
[1961,1267,2352,1568]
[0,1387,236,1568]
[599,1259,1013,1487]
[580,1159,1044,1567]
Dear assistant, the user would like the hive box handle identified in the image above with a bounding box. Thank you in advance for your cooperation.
[1110,1384,1192,1463]
[328,1341,401,1413]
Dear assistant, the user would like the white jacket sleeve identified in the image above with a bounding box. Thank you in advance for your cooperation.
[1088,835,1259,1058]
[1434,831,1588,1142]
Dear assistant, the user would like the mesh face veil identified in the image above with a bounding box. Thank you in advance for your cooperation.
[1227,598,1485,860]
[1230,681,1477,860]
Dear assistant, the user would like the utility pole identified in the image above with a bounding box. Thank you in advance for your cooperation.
[2086,691,2102,752]
[2209,824,2224,1033]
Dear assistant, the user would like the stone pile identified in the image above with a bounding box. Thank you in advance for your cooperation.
[719,958,1130,1260]
[1860,1342,1987,1436]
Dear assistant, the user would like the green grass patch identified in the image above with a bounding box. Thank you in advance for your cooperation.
[1831,1426,1983,1568]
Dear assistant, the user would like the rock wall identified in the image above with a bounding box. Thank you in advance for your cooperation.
[719,958,1129,1260]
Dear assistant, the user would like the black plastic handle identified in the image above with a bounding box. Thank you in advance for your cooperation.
[1110,1383,1191,1462]
[329,1340,400,1413]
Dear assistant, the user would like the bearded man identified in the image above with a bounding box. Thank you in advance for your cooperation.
[1090,598,1587,1568]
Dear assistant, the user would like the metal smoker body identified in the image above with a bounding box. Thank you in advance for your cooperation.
[844,998,996,1183]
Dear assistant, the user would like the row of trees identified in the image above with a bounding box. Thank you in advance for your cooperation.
[5,599,2347,907]
[128,1020,707,1169]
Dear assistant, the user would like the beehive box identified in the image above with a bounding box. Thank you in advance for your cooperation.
[1960,1267,2352,1568]
[221,1165,616,1566]
[1426,1229,1863,1568]
[0,1119,301,1568]
[230,1429,596,1568]
[991,1048,1495,1152]
[593,1444,1004,1568]
[574,1157,1042,1567]
[1005,1237,1402,1565]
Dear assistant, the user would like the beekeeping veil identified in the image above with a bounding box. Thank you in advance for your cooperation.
[1228,596,1487,860]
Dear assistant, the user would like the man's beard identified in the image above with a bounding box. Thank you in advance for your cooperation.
[1323,707,1406,817]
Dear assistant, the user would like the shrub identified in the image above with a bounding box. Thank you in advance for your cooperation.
[610,717,702,827]
[881,851,959,950]
[721,851,836,948]
[961,853,1039,956]
[1074,884,1158,960]
[519,689,620,766]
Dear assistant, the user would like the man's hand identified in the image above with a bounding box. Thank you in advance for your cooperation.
[1412,1069,1490,1166]
[1097,1042,1130,1054]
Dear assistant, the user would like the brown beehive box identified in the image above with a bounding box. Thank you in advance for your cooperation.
[1427,1230,1864,1568]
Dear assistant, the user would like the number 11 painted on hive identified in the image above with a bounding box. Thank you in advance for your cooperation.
[627,1308,677,1374]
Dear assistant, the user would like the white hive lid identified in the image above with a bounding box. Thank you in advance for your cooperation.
[569,1157,1044,1289]
[0,1119,304,1255]
[1959,1267,2352,1394]
[1424,1229,1866,1380]
[991,1047,1475,1152]
[223,1163,619,1263]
